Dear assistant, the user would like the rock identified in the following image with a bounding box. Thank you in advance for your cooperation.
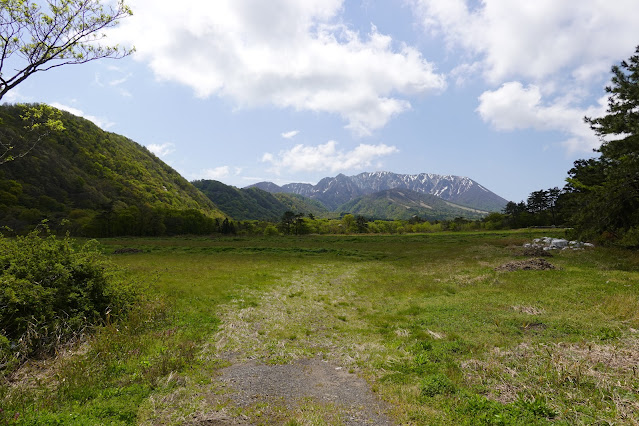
[550,239,569,248]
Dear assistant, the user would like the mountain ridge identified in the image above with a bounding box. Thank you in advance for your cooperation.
[249,171,507,212]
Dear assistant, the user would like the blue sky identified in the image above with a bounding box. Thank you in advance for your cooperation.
[6,0,639,202]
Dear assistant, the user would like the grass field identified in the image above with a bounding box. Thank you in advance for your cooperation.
[2,230,639,424]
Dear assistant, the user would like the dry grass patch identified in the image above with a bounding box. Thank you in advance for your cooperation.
[495,258,557,271]
[511,305,545,316]
[461,336,639,422]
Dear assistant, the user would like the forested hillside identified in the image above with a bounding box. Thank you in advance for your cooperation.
[193,180,331,220]
[337,189,488,221]
[0,104,225,236]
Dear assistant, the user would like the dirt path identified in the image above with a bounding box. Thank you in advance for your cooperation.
[187,357,392,425]
[177,264,396,425]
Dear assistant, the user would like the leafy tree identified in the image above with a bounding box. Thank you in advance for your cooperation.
[568,45,639,244]
[0,0,133,101]
[526,190,549,214]
[0,103,64,164]
[355,215,368,233]
[341,214,356,233]
[278,211,296,235]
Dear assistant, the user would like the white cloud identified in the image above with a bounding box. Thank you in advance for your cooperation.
[411,0,638,152]
[111,0,446,134]
[477,82,607,152]
[201,166,231,180]
[412,0,639,83]
[2,87,25,103]
[147,142,175,157]
[49,103,115,129]
[262,140,398,174]
[281,130,300,139]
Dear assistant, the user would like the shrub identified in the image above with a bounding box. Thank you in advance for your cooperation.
[0,225,137,372]
[420,373,456,397]
[263,225,279,236]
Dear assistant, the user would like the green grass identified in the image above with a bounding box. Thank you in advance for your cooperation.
[2,230,639,424]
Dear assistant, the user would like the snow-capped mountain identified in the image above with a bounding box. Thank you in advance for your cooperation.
[249,171,508,212]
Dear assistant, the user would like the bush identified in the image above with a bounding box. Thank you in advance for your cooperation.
[0,225,137,372]
[263,225,279,236]
[420,373,456,397]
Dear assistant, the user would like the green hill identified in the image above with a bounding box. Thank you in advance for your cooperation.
[193,180,331,220]
[272,193,331,218]
[0,104,225,236]
[337,189,488,221]
[193,180,288,220]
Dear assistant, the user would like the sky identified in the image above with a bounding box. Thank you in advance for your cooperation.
[5,0,639,202]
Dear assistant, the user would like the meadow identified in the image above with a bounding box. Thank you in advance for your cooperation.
[2,230,639,424]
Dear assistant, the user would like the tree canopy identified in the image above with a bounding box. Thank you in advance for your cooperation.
[563,45,639,245]
[0,0,133,101]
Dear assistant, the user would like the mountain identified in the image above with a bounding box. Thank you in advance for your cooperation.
[272,193,331,218]
[0,104,225,236]
[337,188,488,221]
[193,180,330,220]
[249,171,508,212]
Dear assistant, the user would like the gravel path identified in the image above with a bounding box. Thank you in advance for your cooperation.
[185,265,395,425]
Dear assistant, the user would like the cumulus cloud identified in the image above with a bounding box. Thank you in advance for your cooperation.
[111,0,445,134]
[477,82,607,152]
[201,166,232,180]
[49,103,114,129]
[412,0,639,83]
[262,140,398,174]
[281,130,300,139]
[411,0,638,152]
[147,142,175,157]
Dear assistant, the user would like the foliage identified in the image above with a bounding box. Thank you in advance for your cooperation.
[564,45,639,244]
[0,104,225,236]
[273,193,331,218]
[501,187,566,228]
[193,179,290,221]
[0,104,64,164]
[0,224,138,372]
[278,211,309,235]
[0,0,133,101]
[338,189,488,221]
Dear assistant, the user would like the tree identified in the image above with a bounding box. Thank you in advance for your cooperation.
[0,0,133,101]
[278,211,296,235]
[568,45,639,244]
[526,190,549,214]
[355,215,368,233]
[0,103,63,164]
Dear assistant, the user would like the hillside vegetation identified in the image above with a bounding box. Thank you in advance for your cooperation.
[0,104,225,236]
[193,180,330,221]
[337,188,488,220]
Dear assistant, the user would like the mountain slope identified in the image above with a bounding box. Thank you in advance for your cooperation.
[338,189,488,220]
[193,180,287,220]
[272,193,331,218]
[249,171,507,212]
[193,180,331,220]
[0,104,224,235]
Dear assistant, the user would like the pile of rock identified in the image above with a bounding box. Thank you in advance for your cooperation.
[524,237,594,251]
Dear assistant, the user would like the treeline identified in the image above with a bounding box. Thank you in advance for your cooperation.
[497,46,639,248]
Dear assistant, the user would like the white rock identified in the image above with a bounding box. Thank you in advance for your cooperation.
[550,239,569,248]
